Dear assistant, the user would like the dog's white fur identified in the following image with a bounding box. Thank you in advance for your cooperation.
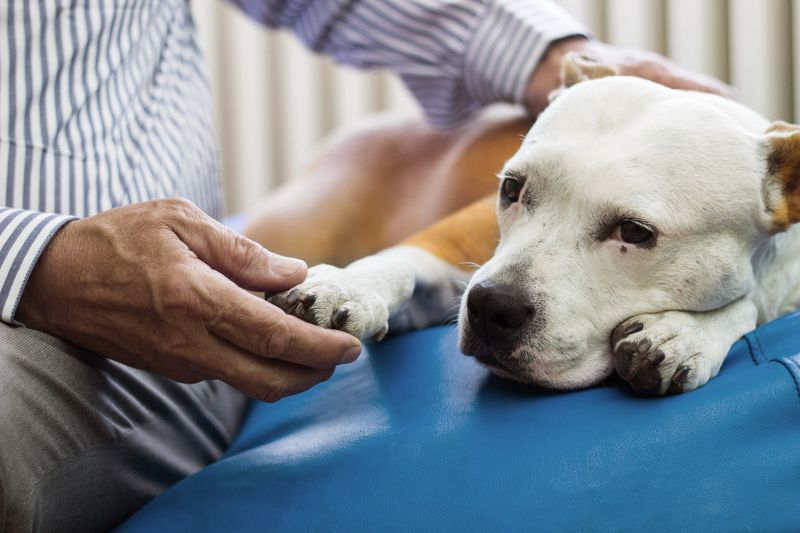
[271,76,800,395]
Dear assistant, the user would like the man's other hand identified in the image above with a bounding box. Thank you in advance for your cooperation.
[525,37,736,117]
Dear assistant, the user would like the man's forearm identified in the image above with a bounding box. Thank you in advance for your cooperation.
[228,0,588,128]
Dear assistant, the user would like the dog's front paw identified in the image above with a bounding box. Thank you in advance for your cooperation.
[268,264,390,341]
[611,311,727,396]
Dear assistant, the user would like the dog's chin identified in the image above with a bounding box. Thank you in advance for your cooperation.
[474,358,529,383]
[459,326,613,390]
[481,354,612,390]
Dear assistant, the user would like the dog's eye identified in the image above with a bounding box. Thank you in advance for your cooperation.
[619,220,654,244]
[501,178,523,203]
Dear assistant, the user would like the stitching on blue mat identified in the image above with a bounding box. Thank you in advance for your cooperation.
[743,334,760,365]
[770,359,800,403]
[747,331,768,365]
[755,331,769,364]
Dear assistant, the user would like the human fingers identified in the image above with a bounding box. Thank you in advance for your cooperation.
[162,198,308,291]
[616,53,735,99]
[201,333,336,402]
[200,269,362,369]
[653,67,736,99]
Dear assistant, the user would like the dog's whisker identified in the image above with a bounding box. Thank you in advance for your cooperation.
[443,303,462,316]
[445,313,460,325]
[457,261,482,271]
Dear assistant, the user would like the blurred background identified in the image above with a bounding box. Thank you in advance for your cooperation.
[191,0,800,215]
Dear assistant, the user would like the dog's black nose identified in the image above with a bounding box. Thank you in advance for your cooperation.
[466,281,533,342]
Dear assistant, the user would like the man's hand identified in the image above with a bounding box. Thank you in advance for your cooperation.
[525,37,736,117]
[16,199,362,402]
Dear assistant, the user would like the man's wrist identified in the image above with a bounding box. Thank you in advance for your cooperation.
[524,36,592,116]
[16,220,79,331]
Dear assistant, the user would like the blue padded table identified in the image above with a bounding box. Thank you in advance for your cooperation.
[119,313,800,532]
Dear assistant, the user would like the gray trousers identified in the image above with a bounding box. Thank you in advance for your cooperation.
[0,324,248,532]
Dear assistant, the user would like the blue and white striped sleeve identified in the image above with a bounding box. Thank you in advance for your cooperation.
[0,209,75,325]
[230,0,588,128]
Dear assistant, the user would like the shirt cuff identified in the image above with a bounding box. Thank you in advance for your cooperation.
[0,208,76,326]
[464,0,589,108]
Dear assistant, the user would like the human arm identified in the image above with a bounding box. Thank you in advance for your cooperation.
[13,199,362,401]
[0,208,75,325]
[229,0,733,128]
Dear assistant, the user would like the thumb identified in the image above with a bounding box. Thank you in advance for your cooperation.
[173,208,308,291]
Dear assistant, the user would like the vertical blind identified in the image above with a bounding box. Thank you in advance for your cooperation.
[191,0,799,215]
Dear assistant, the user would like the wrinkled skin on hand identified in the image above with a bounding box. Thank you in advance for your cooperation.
[525,36,735,117]
[16,198,362,402]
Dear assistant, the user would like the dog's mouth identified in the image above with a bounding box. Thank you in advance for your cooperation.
[460,323,521,367]
[474,352,508,370]
[463,332,529,380]
[473,353,529,382]
[461,322,614,389]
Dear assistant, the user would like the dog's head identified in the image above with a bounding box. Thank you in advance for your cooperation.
[459,58,800,389]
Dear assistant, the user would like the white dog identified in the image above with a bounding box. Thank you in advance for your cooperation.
[270,64,800,396]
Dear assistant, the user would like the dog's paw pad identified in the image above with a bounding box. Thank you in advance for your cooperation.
[628,349,666,396]
[613,337,651,378]
[611,312,720,396]
[267,264,389,341]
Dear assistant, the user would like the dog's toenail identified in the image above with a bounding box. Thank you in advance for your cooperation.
[647,350,665,365]
[299,293,316,307]
[618,342,635,360]
[614,342,637,378]
[636,339,651,354]
[612,322,643,346]
[332,308,349,329]
[672,365,691,385]
[623,322,644,336]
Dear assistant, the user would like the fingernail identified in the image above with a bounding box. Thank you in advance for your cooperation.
[340,343,362,364]
[270,254,306,277]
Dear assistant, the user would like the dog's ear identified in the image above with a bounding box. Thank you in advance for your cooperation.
[548,52,619,103]
[561,52,619,88]
[763,121,800,230]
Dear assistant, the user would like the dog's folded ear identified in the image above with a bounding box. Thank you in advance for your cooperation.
[763,121,800,230]
[561,52,619,88]
[548,52,620,103]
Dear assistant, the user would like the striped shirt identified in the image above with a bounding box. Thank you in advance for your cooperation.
[0,0,585,325]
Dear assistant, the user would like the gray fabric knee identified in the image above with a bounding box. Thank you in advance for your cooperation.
[0,324,247,532]
[0,465,6,533]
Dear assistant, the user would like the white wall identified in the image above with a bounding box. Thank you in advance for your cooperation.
[192,0,798,214]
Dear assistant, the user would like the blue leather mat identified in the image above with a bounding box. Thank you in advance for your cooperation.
[118,312,800,532]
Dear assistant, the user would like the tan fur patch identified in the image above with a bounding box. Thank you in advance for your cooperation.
[765,121,800,229]
[403,194,499,270]
[561,52,619,88]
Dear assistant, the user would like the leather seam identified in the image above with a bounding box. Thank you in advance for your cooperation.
[744,331,766,365]
[769,358,800,403]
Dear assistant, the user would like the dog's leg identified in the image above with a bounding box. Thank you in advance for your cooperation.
[269,196,498,340]
[610,298,758,396]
